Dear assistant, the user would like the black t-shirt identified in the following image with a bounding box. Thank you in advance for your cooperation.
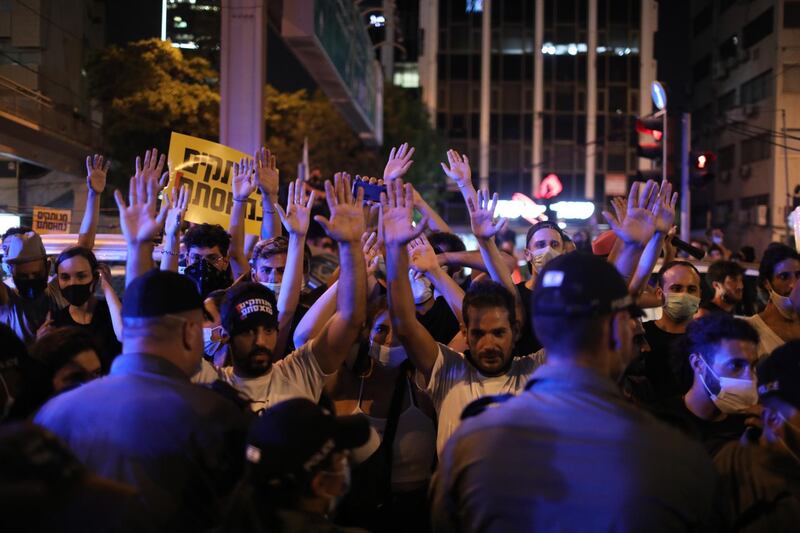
[514,282,542,357]
[699,300,733,315]
[417,296,460,345]
[649,395,749,456]
[642,320,686,400]
[53,299,122,373]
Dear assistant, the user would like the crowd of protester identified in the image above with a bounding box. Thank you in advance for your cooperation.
[1,144,800,532]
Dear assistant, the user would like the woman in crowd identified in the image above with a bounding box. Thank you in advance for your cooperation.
[32,327,102,395]
[48,247,122,372]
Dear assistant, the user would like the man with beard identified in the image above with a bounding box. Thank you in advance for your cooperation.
[382,179,545,453]
[431,253,716,532]
[696,260,744,318]
[199,174,367,413]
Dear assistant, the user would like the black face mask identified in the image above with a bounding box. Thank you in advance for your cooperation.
[184,259,233,299]
[14,277,47,300]
[62,282,93,307]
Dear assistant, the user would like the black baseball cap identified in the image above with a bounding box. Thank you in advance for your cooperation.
[245,398,370,485]
[122,270,204,318]
[220,282,278,336]
[757,341,800,409]
[531,252,642,317]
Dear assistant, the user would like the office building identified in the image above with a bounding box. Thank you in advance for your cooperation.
[418,0,658,224]
[689,0,800,253]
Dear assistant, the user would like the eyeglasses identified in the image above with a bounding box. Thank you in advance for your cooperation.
[188,253,225,266]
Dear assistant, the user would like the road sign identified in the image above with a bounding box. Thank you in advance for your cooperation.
[651,81,667,110]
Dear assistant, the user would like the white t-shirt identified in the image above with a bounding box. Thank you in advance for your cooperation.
[195,342,332,413]
[418,343,545,453]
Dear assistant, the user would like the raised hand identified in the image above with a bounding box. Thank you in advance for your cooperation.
[380,178,428,247]
[408,234,440,274]
[97,263,114,292]
[85,154,110,194]
[383,143,415,182]
[603,180,658,247]
[164,183,189,237]
[255,146,279,198]
[652,179,678,234]
[313,173,365,243]
[135,148,166,186]
[362,231,382,274]
[114,172,169,246]
[232,157,257,201]
[468,189,508,240]
[440,149,473,190]
[276,178,316,236]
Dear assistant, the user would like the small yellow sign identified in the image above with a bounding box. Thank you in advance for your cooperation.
[32,206,71,234]
[167,132,268,235]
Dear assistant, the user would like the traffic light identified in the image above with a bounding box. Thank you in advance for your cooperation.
[636,110,667,181]
[690,150,716,187]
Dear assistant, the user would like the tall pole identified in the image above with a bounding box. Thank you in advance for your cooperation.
[680,112,691,242]
[381,0,395,81]
[783,108,791,240]
[532,0,544,197]
[585,0,597,200]
[479,0,491,191]
[220,0,266,152]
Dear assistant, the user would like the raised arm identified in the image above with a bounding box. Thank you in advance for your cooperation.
[437,249,517,274]
[383,179,440,384]
[255,147,282,241]
[629,180,677,295]
[409,234,465,325]
[603,180,658,285]
[230,157,258,279]
[160,182,189,272]
[412,185,451,233]
[308,174,367,374]
[441,149,478,207]
[77,154,110,250]
[98,263,123,341]
[273,178,315,357]
[114,150,169,287]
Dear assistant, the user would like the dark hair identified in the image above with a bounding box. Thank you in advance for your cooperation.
[526,221,565,249]
[183,223,231,256]
[462,280,516,328]
[1,226,32,241]
[54,246,99,276]
[707,244,723,256]
[252,237,311,274]
[496,229,517,247]
[428,232,466,254]
[758,243,800,286]
[740,246,756,263]
[684,314,759,365]
[31,327,99,382]
[706,260,744,288]
[656,260,701,288]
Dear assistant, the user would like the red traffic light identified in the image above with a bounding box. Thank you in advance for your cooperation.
[636,117,664,140]
[693,151,716,170]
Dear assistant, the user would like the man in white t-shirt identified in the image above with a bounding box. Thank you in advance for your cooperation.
[382,178,544,452]
[195,175,367,413]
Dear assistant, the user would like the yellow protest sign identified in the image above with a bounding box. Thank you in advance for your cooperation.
[32,206,71,234]
[167,132,268,235]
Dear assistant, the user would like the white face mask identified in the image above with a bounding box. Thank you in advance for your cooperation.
[368,342,408,367]
[770,289,797,320]
[698,359,758,414]
[531,246,561,272]
[712,235,723,246]
[260,281,281,300]
[409,270,433,305]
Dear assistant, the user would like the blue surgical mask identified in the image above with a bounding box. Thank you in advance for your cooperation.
[259,281,281,300]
